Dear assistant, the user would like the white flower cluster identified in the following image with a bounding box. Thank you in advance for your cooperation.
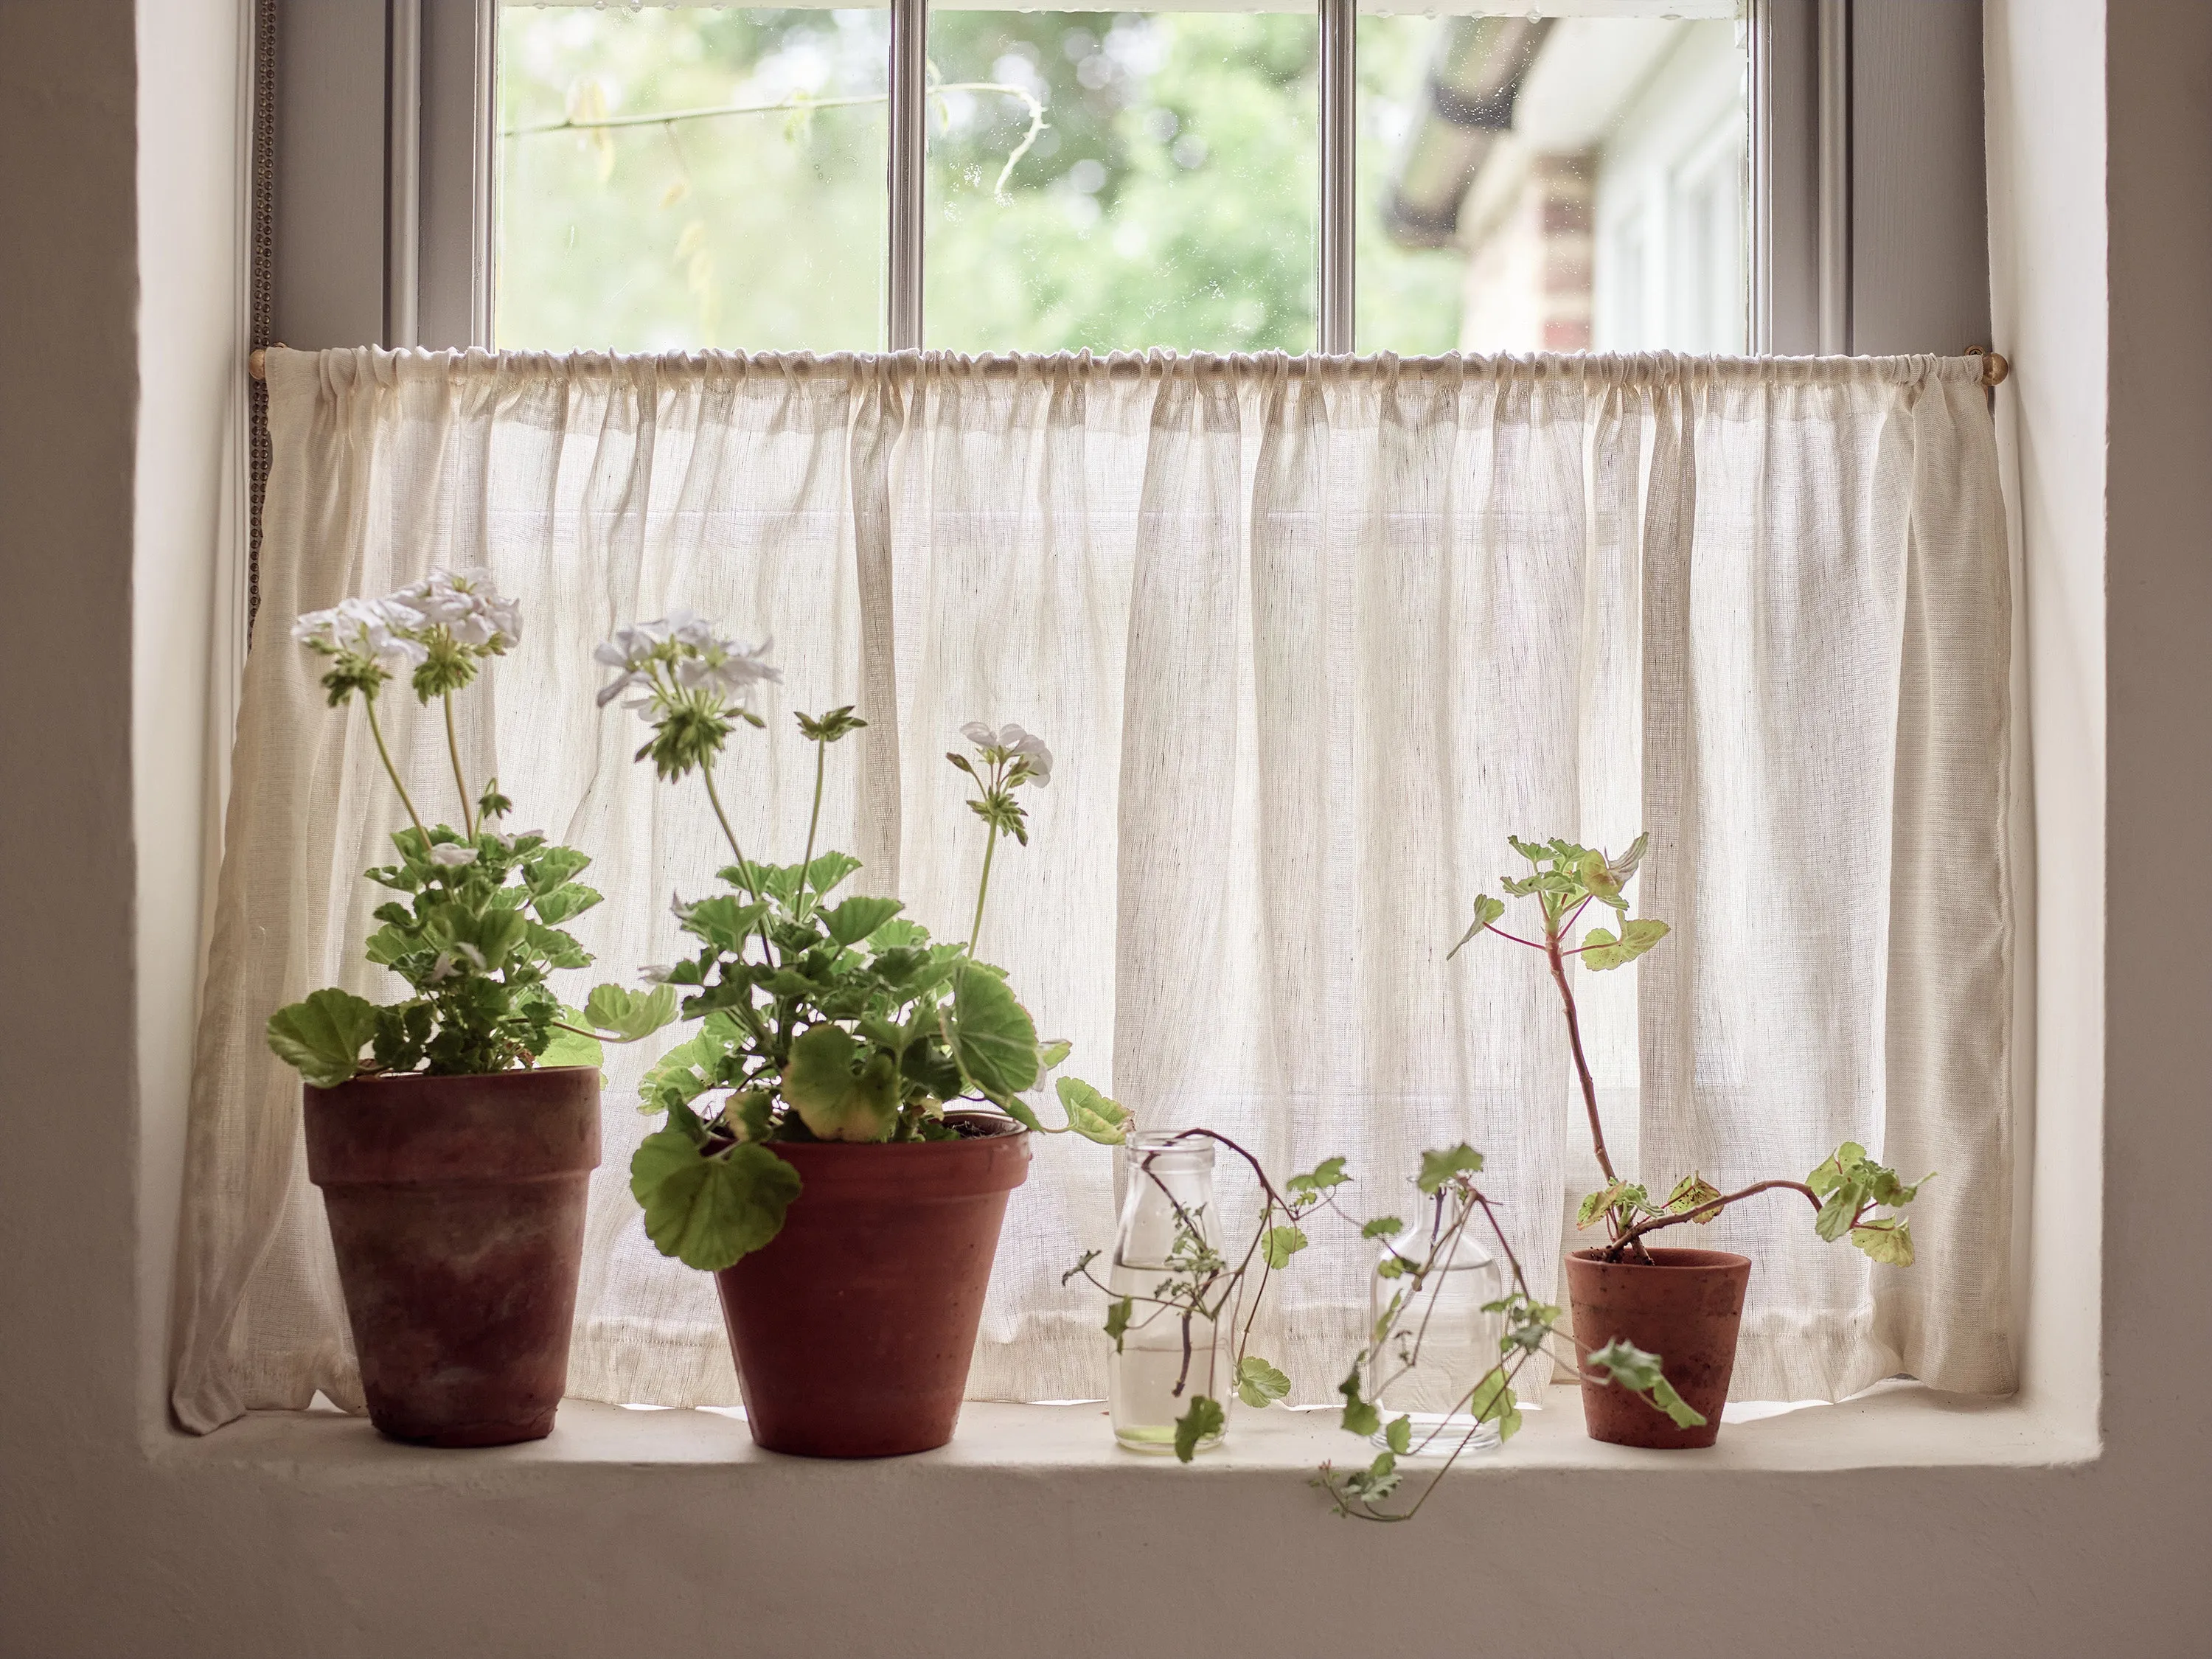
[293,594,430,668]
[961,720,1054,787]
[293,568,521,666]
[594,610,781,719]
[394,568,522,650]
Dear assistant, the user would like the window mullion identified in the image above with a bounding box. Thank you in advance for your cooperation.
[888,0,928,352]
[1317,0,1355,354]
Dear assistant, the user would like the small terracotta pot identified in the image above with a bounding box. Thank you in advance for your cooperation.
[714,1116,1032,1458]
[303,1067,599,1447]
[1564,1246,1752,1450]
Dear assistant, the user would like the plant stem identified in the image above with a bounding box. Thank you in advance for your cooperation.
[794,735,827,915]
[363,695,426,844]
[1607,1178,1824,1255]
[969,824,999,953]
[1544,921,1618,1184]
[442,692,473,839]
[700,762,753,890]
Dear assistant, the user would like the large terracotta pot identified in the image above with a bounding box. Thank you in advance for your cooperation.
[714,1116,1032,1458]
[303,1067,599,1447]
[1564,1246,1752,1450]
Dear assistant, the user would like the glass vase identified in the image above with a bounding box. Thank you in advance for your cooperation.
[1107,1132,1232,1454]
[1363,1214,1507,1457]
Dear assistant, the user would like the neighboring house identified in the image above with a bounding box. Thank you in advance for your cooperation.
[1385,12,1746,354]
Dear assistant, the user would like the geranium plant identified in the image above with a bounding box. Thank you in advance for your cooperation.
[264,570,677,1086]
[1450,834,1930,1264]
[599,613,1128,1273]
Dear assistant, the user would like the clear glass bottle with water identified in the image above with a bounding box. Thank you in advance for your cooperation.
[1363,1212,1508,1458]
[1108,1133,1232,1454]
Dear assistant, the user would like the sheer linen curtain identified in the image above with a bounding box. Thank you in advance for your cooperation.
[170,347,2013,1433]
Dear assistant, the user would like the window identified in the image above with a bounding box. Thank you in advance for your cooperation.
[484,0,1758,355]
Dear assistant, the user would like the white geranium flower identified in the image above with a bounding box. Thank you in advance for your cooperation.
[594,621,669,672]
[667,608,716,650]
[962,721,1052,785]
[673,633,780,704]
[428,843,479,868]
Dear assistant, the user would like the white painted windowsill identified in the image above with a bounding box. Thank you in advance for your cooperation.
[164,1380,2093,1481]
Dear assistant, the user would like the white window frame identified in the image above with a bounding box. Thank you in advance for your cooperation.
[272,0,1986,359]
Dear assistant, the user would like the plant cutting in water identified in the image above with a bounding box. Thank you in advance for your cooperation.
[602,614,1128,1272]
[1065,1131,1352,1459]
[265,570,678,1085]
[1315,1141,1711,1520]
[1450,835,1930,1266]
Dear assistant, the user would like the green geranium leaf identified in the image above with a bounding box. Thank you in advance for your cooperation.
[630,1132,801,1270]
[1037,1038,1073,1071]
[1104,1295,1135,1352]
[1262,1225,1309,1270]
[1346,1451,1401,1502]
[1173,1395,1225,1464]
[1814,1185,1863,1242]
[638,1014,743,1114]
[266,988,380,1088]
[1649,1374,1708,1428]
[524,922,591,971]
[1056,1077,1130,1144]
[1417,1144,1484,1194]
[804,852,863,899]
[1236,1355,1291,1408]
[1579,918,1670,971]
[1447,894,1507,960]
[677,894,768,953]
[1807,1141,1868,1195]
[1361,1216,1405,1239]
[1584,1338,1665,1393]
[869,918,932,950]
[782,1024,900,1143]
[942,961,1040,1101]
[1468,1369,1523,1440]
[1338,1368,1382,1439]
[537,1010,604,1070]
[1578,1179,1631,1231]
[1851,1218,1916,1267]
[529,882,602,926]
[823,895,903,947]
[585,982,679,1041]
[1665,1172,1725,1222]
[1384,1414,1413,1455]
[1286,1155,1351,1197]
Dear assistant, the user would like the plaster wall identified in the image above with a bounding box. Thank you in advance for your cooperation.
[5,1,2211,1655]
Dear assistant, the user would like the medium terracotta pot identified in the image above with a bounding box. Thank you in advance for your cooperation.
[1565,1246,1752,1450]
[303,1067,599,1447]
[714,1116,1032,1458]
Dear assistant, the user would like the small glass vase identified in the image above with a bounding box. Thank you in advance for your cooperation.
[1107,1132,1232,1454]
[1363,1215,1508,1458]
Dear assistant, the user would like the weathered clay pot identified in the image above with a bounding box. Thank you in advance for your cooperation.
[303,1067,599,1447]
[1565,1246,1752,1450]
[714,1116,1032,1458]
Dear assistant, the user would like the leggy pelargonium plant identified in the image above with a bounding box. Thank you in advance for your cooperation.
[265,570,677,1088]
[597,613,1128,1273]
[1450,835,1928,1265]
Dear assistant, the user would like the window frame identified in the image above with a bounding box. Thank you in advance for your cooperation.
[274,0,1984,360]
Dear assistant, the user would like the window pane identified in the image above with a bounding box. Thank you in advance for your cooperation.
[1356,4,1747,355]
[924,5,1318,353]
[496,3,888,352]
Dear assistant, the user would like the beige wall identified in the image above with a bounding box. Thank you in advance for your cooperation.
[6,1,2212,1653]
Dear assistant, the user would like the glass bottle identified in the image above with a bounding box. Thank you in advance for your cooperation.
[1363,1212,1508,1457]
[1107,1133,1232,1454]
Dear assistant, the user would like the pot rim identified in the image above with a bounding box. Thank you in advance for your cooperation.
[1566,1245,1753,1271]
[759,1110,1030,1152]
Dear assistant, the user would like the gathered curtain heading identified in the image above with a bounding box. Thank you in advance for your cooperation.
[171,347,2013,1433]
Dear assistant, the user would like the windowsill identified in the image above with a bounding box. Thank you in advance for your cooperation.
[160,1380,2093,1479]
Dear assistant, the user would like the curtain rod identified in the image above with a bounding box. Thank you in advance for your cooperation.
[245,346,2011,386]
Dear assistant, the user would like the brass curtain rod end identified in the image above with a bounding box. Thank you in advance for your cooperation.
[248,347,267,381]
[1967,345,2010,387]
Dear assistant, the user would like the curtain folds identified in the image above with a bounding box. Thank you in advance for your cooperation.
[170,347,2014,1433]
